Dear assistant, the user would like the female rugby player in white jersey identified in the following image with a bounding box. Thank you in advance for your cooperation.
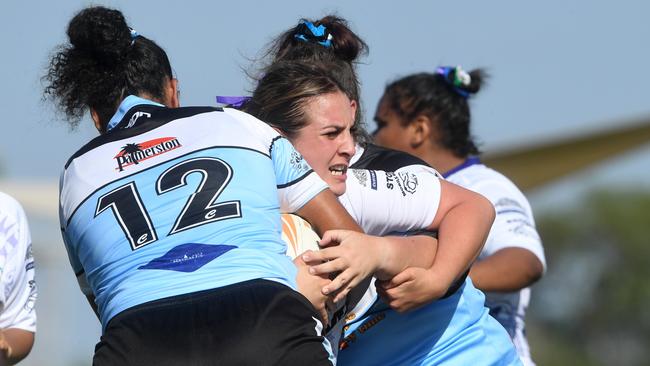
[0,192,37,364]
[43,7,438,365]
[241,16,522,366]
[374,66,546,366]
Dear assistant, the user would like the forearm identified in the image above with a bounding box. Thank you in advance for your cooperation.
[469,247,544,292]
[375,235,437,279]
[2,328,34,364]
[297,189,363,235]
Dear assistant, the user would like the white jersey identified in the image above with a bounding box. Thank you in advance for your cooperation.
[0,192,37,333]
[324,145,444,361]
[340,165,441,235]
[445,157,545,364]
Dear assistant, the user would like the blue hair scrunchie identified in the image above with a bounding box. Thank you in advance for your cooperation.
[294,21,333,47]
[435,66,471,98]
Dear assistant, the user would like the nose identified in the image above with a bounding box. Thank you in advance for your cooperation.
[372,129,383,145]
[339,130,356,158]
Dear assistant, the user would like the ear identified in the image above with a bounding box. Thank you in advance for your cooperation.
[90,108,103,133]
[408,114,432,148]
[166,77,180,108]
[350,99,358,120]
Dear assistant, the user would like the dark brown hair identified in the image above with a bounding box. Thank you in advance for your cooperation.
[380,68,487,157]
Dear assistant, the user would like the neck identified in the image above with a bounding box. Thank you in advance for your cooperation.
[414,143,466,175]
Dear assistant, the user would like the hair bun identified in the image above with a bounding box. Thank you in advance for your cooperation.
[315,16,367,63]
[67,6,131,58]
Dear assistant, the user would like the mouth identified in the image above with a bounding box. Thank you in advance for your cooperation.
[329,164,348,177]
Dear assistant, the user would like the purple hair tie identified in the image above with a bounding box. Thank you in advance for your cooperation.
[216,96,251,109]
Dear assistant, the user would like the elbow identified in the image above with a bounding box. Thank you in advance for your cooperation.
[526,257,545,285]
[475,193,496,226]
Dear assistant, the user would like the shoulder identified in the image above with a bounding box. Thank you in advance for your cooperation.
[453,165,526,201]
[0,192,27,224]
[351,143,429,171]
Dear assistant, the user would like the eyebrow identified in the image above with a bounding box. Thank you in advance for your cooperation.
[373,115,387,125]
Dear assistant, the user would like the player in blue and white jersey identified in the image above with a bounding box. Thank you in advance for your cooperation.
[374,66,546,365]
[44,7,438,365]
[242,17,520,365]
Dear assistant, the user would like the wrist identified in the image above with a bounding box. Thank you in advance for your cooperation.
[426,266,455,299]
[374,236,394,280]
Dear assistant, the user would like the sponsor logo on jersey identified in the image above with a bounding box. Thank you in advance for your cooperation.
[114,137,181,171]
[352,169,368,187]
[289,150,311,174]
[126,111,151,128]
[339,312,386,350]
[138,243,236,272]
[385,172,418,196]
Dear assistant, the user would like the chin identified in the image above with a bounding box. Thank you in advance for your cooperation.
[327,182,346,197]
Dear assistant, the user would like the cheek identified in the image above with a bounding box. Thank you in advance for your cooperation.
[297,143,329,173]
[374,127,394,147]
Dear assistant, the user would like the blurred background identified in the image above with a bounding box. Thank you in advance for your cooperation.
[1,1,649,365]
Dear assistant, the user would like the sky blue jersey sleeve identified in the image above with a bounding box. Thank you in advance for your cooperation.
[270,137,328,213]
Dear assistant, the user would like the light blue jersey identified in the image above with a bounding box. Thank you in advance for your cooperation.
[338,278,522,366]
[59,98,327,328]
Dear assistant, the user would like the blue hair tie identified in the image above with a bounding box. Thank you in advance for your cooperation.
[435,66,471,98]
[129,27,139,45]
[294,21,333,47]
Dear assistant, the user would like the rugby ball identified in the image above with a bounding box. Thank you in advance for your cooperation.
[281,214,321,259]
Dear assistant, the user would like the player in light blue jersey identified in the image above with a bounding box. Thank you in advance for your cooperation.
[44,7,438,366]
[241,16,522,365]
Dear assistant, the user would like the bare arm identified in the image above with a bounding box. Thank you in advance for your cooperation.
[423,179,495,297]
[296,189,363,235]
[469,247,544,292]
[377,180,494,311]
[0,328,34,365]
[298,190,438,303]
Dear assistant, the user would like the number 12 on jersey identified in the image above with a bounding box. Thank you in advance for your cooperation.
[95,157,242,250]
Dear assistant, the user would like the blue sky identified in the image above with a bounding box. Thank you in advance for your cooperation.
[2,1,650,187]
[2,1,650,365]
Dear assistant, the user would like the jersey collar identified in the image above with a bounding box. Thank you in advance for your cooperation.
[106,95,165,132]
[443,156,482,178]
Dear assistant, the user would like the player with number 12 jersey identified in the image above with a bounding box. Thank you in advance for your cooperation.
[59,99,327,329]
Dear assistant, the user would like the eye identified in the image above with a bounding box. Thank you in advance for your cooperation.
[324,128,343,139]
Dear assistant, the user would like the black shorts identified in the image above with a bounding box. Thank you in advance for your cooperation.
[94,279,333,366]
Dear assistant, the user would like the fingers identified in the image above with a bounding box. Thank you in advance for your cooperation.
[308,257,348,276]
[323,268,363,303]
[319,229,355,248]
[377,269,414,290]
[301,247,341,265]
